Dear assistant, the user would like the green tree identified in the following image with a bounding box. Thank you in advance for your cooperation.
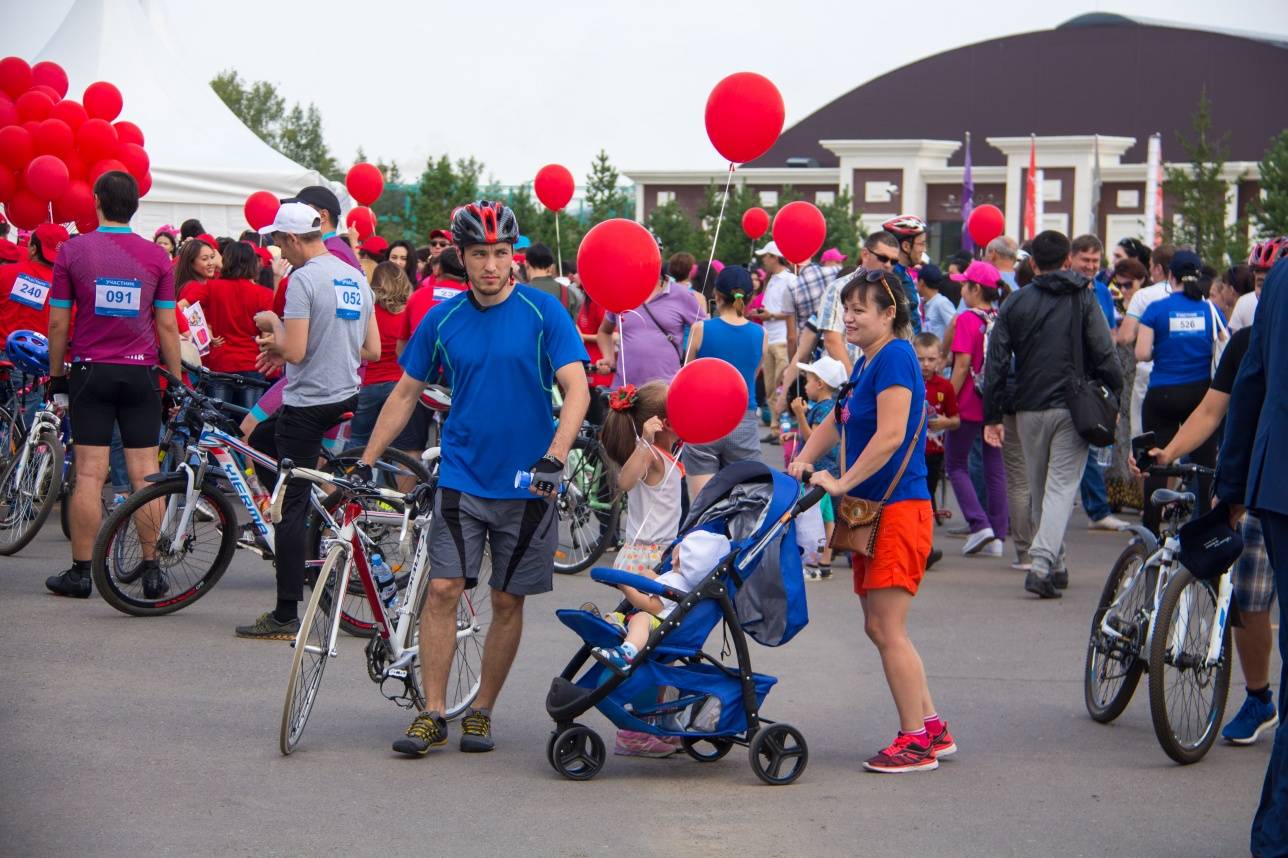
[696,181,762,264]
[1165,88,1249,265]
[820,188,861,259]
[211,69,340,179]
[647,201,701,257]
[584,150,632,224]
[1254,129,1288,237]
[409,155,483,238]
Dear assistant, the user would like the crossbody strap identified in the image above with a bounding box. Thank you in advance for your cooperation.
[1069,290,1086,379]
[832,378,927,503]
[638,300,683,360]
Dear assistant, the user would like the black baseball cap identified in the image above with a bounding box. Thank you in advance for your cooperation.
[1178,501,1244,582]
[918,263,946,288]
[281,185,341,223]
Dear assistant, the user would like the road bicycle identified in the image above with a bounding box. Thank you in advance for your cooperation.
[279,461,489,755]
[90,378,416,629]
[1084,463,1233,764]
[0,394,63,554]
[552,388,621,574]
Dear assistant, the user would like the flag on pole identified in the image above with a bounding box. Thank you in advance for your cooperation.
[1153,138,1165,246]
[1090,134,1102,237]
[1023,134,1037,240]
[1034,169,1045,234]
[961,131,975,253]
[1144,133,1161,246]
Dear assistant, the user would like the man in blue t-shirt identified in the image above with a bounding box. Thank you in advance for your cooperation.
[359,201,589,757]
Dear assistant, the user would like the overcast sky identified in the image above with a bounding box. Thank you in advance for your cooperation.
[10,0,1288,185]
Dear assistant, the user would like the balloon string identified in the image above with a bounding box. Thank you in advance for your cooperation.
[554,211,563,279]
[703,162,735,288]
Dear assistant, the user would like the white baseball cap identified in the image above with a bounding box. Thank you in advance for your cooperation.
[796,355,848,390]
[755,240,784,257]
[259,201,323,236]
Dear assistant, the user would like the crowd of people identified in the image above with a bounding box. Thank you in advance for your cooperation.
[2,170,1286,848]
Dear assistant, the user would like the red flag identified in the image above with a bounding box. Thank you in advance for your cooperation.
[1024,134,1037,240]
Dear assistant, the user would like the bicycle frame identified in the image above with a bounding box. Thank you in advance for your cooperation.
[8,403,61,495]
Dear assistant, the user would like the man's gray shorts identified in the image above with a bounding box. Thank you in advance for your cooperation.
[428,488,558,595]
[682,410,762,476]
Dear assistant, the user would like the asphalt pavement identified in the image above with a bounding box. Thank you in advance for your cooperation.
[0,451,1278,858]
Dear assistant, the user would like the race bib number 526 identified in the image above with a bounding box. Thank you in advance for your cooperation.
[1168,312,1204,336]
[333,278,362,320]
[94,278,142,317]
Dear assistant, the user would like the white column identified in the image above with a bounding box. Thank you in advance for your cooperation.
[633,183,645,223]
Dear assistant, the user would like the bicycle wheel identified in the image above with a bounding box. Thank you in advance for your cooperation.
[1084,542,1153,723]
[91,477,239,616]
[281,540,347,755]
[0,404,23,464]
[406,571,492,720]
[0,427,62,555]
[1147,569,1232,764]
[306,488,407,637]
[332,445,431,488]
[553,437,621,574]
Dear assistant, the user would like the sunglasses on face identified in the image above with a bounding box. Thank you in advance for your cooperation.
[870,250,898,266]
[429,240,450,248]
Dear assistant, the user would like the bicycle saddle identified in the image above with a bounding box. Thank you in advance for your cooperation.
[1150,488,1195,507]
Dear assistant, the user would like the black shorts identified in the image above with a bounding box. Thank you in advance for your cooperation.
[68,362,161,448]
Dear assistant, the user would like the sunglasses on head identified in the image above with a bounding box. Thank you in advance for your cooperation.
[855,268,897,305]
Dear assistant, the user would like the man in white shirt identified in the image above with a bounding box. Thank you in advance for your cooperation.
[753,241,797,441]
[1115,244,1175,438]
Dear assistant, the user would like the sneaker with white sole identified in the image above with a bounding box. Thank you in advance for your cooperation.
[962,528,997,556]
[804,566,822,581]
[1221,694,1278,745]
[977,540,1004,558]
[1089,515,1129,531]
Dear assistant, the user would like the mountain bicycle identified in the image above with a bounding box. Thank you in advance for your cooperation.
[1083,463,1233,764]
[279,461,489,755]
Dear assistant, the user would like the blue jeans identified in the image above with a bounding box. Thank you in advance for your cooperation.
[1079,450,1111,522]
[1252,510,1288,857]
[969,435,987,509]
[207,371,266,413]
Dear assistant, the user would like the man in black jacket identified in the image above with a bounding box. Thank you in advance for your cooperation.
[981,231,1122,598]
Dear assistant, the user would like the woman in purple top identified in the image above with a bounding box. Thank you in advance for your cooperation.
[593,271,704,389]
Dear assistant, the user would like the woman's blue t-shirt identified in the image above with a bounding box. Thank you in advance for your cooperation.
[696,317,764,411]
[840,338,929,503]
[1139,292,1223,388]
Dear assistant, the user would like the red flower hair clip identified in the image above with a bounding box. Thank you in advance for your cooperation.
[609,385,638,412]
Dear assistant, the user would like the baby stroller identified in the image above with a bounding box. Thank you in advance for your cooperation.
[545,461,824,785]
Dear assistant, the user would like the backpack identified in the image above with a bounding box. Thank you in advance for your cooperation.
[969,307,997,396]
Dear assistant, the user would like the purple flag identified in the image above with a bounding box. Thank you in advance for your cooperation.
[961,131,975,253]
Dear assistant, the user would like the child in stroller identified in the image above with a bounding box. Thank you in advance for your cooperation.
[590,530,730,675]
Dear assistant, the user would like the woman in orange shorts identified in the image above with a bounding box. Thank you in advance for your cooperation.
[790,268,954,774]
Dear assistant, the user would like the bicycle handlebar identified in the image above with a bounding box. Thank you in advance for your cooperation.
[269,459,404,523]
[181,360,274,391]
[1146,462,1217,480]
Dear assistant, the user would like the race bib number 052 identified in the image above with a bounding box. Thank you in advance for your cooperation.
[333,278,362,320]
[10,273,51,310]
[94,278,142,317]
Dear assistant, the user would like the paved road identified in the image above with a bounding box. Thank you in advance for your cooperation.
[0,465,1277,857]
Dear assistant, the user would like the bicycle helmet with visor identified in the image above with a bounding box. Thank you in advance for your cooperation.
[6,330,50,376]
[880,214,927,238]
[451,200,520,249]
[1248,236,1288,271]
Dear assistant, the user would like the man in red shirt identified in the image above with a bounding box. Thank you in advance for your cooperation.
[0,213,21,265]
[398,245,469,345]
[416,228,452,289]
[0,222,71,342]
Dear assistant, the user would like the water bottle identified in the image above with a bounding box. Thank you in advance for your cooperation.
[371,553,397,612]
[514,470,566,495]
[1091,445,1113,468]
[779,414,793,435]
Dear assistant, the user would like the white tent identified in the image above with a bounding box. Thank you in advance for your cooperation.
[31,0,343,237]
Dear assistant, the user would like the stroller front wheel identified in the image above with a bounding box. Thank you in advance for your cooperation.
[682,736,734,762]
[748,723,808,785]
[549,724,606,781]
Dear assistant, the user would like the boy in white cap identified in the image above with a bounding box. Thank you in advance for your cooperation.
[789,355,847,578]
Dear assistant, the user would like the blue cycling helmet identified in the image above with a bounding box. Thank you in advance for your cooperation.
[6,330,50,376]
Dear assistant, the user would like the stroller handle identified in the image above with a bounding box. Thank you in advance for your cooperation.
[793,485,828,516]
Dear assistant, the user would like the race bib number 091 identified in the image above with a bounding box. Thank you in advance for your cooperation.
[10,273,51,310]
[333,278,362,320]
[94,278,142,317]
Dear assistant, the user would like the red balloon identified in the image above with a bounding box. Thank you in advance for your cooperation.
[76,118,118,162]
[345,205,377,240]
[25,155,69,201]
[52,180,93,223]
[116,142,149,182]
[88,158,128,185]
[15,90,54,123]
[534,164,574,211]
[243,190,279,231]
[666,358,748,444]
[75,213,98,235]
[49,99,88,131]
[113,120,144,147]
[31,61,69,99]
[30,84,61,103]
[704,72,785,164]
[0,95,15,128]
[966,204,1006,248]
[345,163,383,206]
[32,118,74,158]
[0,57,32,100]
[5,189,49,230]
[576,218,662,314]
[21,120,40,136]
[63,151,86,181]
[0,125,32,171]
[136,171,152,197]
[771,201,827,264]
[0,169,15,203]
[741,206,770,240]
[83,81,123,121]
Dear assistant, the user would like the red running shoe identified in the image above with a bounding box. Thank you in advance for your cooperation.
[929,723,957,758]
[863,733,939,773]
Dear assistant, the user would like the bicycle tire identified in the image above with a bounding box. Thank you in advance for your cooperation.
[331,445,432,487]
[0,404,23,464]
[1147,569,1232,764]
[1084,541,1152,723]
[553,436,621,574]
[0,426,62,555]
[404,565,491,720]
[280,540,346,755]
[91,477,239,617]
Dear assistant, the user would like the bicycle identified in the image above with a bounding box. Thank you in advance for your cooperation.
[1083,463,1233,764]
[552,388,621,574]
[0,394,62,554]
[90,378,414,629]
[278,460,489,755]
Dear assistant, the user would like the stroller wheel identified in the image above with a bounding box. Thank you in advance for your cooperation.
[748,723,808,785]
[682,736,734,763]
[549,724,605,781]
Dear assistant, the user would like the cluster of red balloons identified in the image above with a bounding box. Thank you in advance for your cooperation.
[0,56,150,234]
